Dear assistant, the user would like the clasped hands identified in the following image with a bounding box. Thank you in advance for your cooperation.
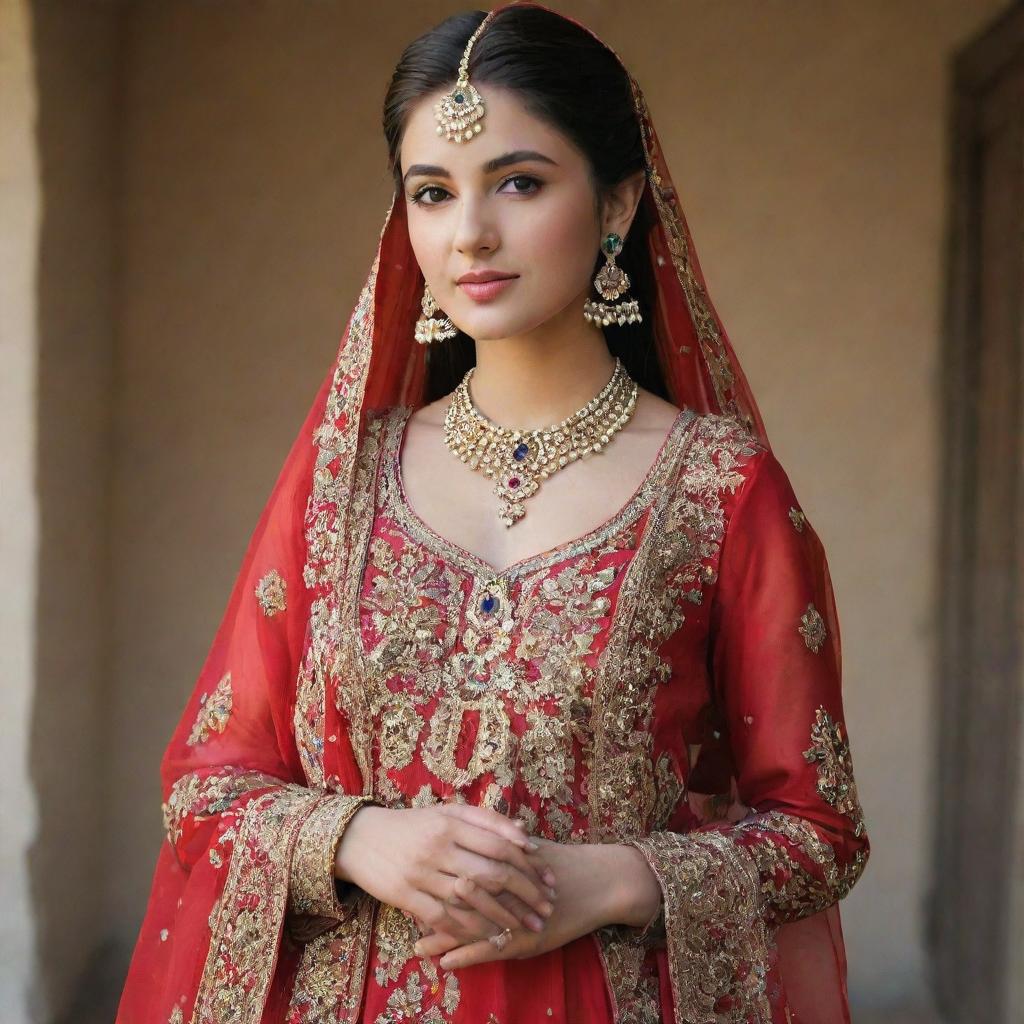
[334,803,662,971]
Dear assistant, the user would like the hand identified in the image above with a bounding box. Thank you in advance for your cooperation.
[335,803,559,947]
[413,839,663,970]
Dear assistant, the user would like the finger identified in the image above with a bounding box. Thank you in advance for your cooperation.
[408,892,488,946]
[413,930,461,958]
[445,845,553,921]
[449,821,555,900]
[445,851,551,929]
[436,803,534,848]
[438,932,521,971]
[446,874,540,934]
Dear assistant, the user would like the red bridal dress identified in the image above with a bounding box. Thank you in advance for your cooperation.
[116,5,870,1022]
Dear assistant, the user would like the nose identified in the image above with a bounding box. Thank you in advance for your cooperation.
[452,194,498,256]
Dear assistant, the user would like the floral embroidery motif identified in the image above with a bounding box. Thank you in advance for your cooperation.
[186,671,233,746]
[798,602,827,652]
[803,706,866,837]
[254,568,287,617]
[789,506,806,532]
[161,767,280,848]
[168,1008,184,1024]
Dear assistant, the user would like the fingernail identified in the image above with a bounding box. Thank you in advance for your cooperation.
[526,912,545,931]
[513,819,527,828]
[540,900,554,916]
[413,941,423,955]
[546,885,557,900]
[543,869,556,886]
[525,839,540,851]
[439,956,452,969]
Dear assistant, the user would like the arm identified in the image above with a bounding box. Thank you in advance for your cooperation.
[621,446,870,1021]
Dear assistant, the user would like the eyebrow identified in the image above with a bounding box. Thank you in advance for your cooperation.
[402,149,558,185]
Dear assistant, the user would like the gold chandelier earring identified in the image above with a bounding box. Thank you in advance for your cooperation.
[414,282,459,345]
[583,232,642,327]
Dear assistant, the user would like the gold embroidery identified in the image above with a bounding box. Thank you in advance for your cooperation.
[734,807,870,922]
[590,413,761,841]
[161,767,280,847]
[186,671,233,746]
[624,830,774,1023]
[288,793,375,919]
[254,568,287,616]
[798,602,827,652]
[192,786,321,1024]
[373,964,460,1024]
[372,903,418,985]
[421,693,512,790]
[789,506,806,532]
[803,706,866,837]
[168,1008,184,1024]
[287,897,376,1023]
[594,930,662,1023]
[299,269,379,795]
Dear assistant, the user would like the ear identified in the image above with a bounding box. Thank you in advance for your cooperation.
[600,168,647,241]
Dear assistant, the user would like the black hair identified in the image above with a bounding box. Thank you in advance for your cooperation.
[382,4,670,403]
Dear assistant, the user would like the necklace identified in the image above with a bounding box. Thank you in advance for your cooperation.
[443,357,640,527]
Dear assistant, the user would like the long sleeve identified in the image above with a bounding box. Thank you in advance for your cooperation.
[117,367,375,1024]
[623,445,870,1022]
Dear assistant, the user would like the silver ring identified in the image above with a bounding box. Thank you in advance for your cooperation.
[488,926,512,951]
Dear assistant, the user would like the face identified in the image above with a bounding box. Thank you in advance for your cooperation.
[399,84,644,343]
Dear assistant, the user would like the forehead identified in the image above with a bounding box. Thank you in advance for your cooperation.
[400,84,579,174]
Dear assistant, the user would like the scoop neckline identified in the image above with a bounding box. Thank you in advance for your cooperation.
[386,403,694,584]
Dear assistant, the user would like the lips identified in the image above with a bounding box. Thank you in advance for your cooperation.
[456,271,518,284]
[457,273,519,302]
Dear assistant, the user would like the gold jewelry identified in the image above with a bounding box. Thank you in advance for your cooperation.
[488,926,513,951]
[443,357,639,527]
[434,10,498,143]
[584,232,642,326]
[414,282,458,345]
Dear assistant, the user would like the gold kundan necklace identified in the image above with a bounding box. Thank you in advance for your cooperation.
[443,358,640,527]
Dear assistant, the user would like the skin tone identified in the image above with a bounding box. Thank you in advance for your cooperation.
[335,82,668,971]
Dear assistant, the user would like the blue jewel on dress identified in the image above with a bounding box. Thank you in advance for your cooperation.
[513,442,529,462]
[480,593,499,615]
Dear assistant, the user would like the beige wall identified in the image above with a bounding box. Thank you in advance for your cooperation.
[1,1,42,1019]
[5,1,1014,1020]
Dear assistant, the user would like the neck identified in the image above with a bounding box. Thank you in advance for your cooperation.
[466,296,617,429]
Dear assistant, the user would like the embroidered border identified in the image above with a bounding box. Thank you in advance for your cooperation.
[191,786,321,1024]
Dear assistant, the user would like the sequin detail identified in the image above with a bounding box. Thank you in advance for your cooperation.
[186,672,233,746]
[254,568,287,616]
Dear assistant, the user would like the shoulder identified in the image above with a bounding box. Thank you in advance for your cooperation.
[673,410,769,497]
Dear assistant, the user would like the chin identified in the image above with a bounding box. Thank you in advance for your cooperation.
[453,305,561,343]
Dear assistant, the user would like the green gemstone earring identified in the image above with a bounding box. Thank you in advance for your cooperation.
[584,232,642,327]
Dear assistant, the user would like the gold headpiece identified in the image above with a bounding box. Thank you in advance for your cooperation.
[434,9,499,143]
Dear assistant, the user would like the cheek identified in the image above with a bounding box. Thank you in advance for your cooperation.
[511,200,597,289]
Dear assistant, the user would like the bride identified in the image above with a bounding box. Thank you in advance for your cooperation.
[117,4,870,1022]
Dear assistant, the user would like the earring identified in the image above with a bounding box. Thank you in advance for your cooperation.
[414,282,459,345]
[583,232,642,327]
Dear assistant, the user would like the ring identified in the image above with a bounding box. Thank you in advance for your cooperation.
[488,927,513,951]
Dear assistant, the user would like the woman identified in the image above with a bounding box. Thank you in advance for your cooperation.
[117,4,870,1022]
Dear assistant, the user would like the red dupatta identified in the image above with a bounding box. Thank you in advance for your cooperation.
[117,3,861,1021]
